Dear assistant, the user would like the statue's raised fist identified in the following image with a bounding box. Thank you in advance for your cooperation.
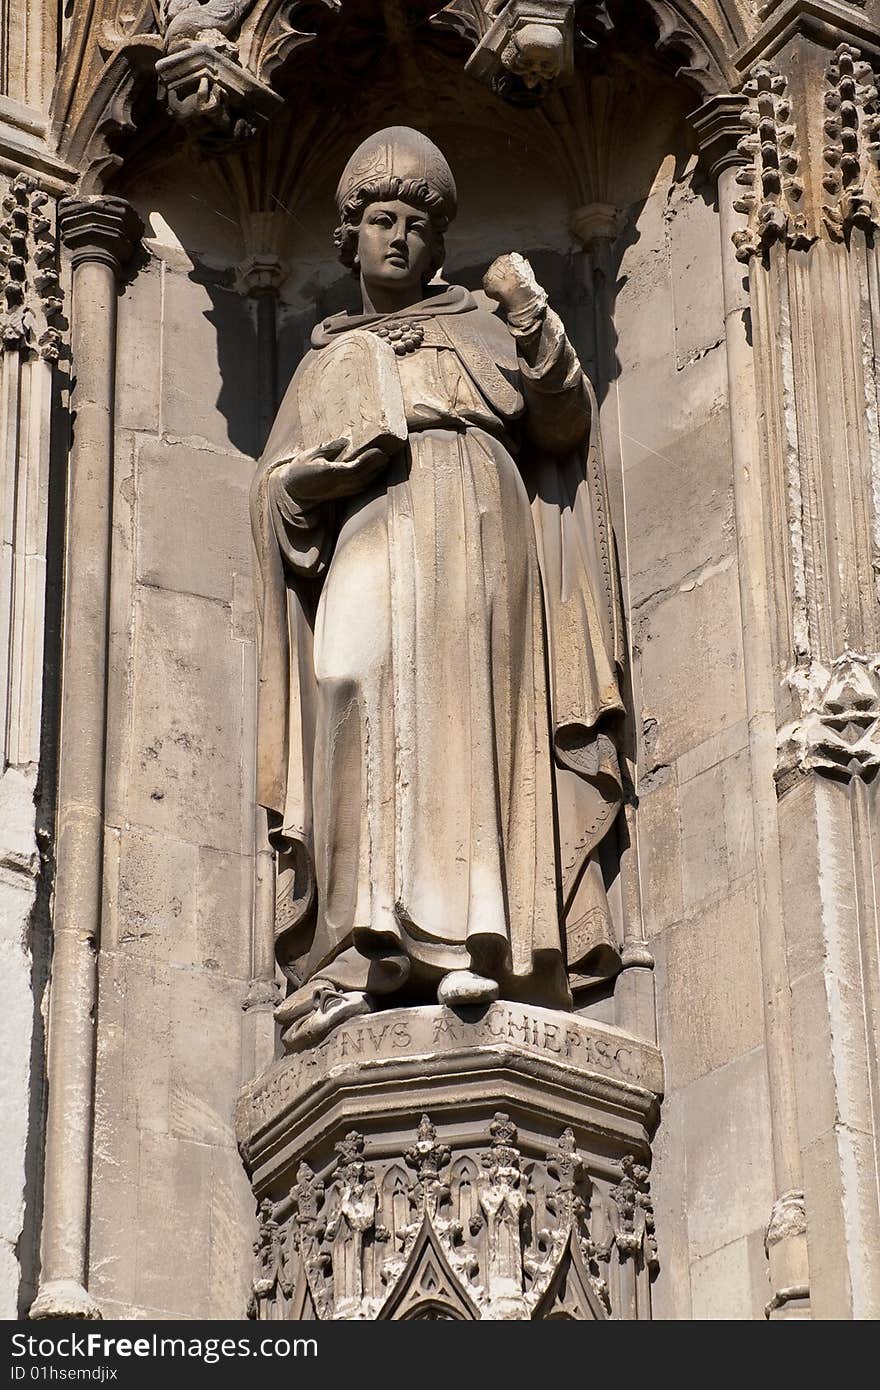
[483,252,544,317]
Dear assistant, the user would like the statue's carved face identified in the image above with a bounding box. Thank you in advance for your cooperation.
[503,23,564,88]
[356,199,435,298]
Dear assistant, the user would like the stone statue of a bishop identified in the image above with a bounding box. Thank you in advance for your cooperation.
[251,126,625,1048]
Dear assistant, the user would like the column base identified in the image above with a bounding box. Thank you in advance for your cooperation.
[29,1279,102,1320]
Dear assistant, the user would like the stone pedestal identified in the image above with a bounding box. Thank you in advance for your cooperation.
[236,1003,663,1320]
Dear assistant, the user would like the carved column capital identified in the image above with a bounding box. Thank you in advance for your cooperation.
[691,93,749,183]
[236,253,287,297]
[57,196,142,277]
[569,201,617,255]
[569,203,620,252]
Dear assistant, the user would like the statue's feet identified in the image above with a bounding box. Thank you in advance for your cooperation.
[437,970,499,1007]
[276,981,373,1052]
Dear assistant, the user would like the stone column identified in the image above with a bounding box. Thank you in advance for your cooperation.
[236,247,286,1075]
[570,202,656,1047]
[0,170,63,1318]
[1,0,77,1318]
[29,196,140,1321]
[693,91,811,1321]
[698,0,880,1318]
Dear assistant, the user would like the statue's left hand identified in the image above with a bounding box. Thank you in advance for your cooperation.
[483,252,545,318]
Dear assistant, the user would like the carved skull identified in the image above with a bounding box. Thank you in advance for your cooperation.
[502,23,565,89]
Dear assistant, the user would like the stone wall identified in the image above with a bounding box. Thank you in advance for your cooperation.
[81,182,260,1319]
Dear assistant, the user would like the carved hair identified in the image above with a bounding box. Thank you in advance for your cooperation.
[333,175,448,279]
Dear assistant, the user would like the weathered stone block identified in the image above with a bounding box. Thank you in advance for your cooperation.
[665,174,726,370]
[690,1230,768,1320]
[0,766,39,875]
[169,968,246,1148]
[0,923,34,1272]
[160,267,258,455]
[135,438,253,604]
[778,779,824,981]
[625,408,734,612]
[196,846,252,981]
[655,882,764,1089]
[116,260,162,433]
[790,965,836,1150]
[102,824,198,958]
[682,1047,774,1261]
[680,762,729,911]
[637,770,683,938]
[207,1144,258,1321]
[133,1130,212,1318]
[127,585,247,853]
[649,1087,692,1320]
[637,563,746,767]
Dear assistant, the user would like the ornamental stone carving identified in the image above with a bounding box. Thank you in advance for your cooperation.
[156,0,281,150]
[156,41,282,149]
[733,62,808,261]
[0,175,62,362]
[462,0,580,102]
[777,652,880,788]
[155,0,280,148]
[160,0,255,52]
[236,1000,662,1319]
[822,43,880,239]
[244,1110,657,1320]
[729,41,880,258]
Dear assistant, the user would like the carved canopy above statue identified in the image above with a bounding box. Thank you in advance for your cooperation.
[48,0,737,188]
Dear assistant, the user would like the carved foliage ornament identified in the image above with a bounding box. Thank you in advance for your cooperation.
[732,63,808,262]
[249,1114,657,1320]
[777,652,880,788]
[0,176,63,362]
[732,46,880,260]
[823,43,880,241]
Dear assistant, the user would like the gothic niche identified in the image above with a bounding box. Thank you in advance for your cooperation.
[229,4,689,1326]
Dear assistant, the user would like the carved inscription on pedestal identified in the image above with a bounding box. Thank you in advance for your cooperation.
[237,1002,664,1142]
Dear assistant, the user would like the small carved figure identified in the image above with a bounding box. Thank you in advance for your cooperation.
[501,22,565,89]
[251,126,625,1048]
[160,0,253,52]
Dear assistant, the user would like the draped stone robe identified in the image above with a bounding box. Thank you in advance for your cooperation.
[251,284,625,1008]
